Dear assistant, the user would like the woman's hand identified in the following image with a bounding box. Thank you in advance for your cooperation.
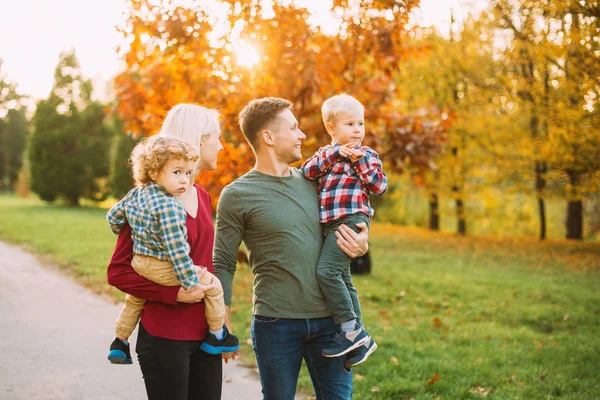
[176,282,217,303]
[335,222,369,258]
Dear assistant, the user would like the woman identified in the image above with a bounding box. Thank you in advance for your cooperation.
[107,104,224,400]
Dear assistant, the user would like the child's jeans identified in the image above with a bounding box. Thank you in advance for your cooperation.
[115,254,225,339]
[317,212,370,325]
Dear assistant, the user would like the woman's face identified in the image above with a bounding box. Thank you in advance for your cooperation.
[198,121,223,171]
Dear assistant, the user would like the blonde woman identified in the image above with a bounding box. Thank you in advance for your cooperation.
[107,104,228,400]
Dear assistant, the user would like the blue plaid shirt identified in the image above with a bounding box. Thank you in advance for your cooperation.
[106,182,199,289]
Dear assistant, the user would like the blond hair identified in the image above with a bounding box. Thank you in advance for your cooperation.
[130,136,199,187]
[158,104,220,151]
[321,94,364,125]
[238,97,292,149]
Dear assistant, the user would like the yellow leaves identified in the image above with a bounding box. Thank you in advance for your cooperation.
[390,356,399,365]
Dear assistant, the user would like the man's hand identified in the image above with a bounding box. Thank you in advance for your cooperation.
[335,222,369,258]
[222,306,240,363]
[176,282,217,303]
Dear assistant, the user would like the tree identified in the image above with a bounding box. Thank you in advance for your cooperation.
[114,0,437,209]
[491,0,600,240]
[0,108,28,190]
[108,117,138,198]
[0,60,28,191]
[28,51,111,206]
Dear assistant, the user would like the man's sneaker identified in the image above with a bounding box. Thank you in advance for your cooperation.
[344,336,377,368]
[322,324,369,358]
[107,338,132,365]
[200,325,240,355]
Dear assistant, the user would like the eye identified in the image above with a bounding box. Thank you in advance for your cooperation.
[174,170,180,175]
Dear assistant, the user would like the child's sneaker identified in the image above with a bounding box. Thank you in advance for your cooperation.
[322,324,369,358]
[200,325,240,354]
[344,336,377,368]
[107,338,132,365]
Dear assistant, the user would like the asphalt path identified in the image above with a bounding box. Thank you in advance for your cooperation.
[0,240,263,400]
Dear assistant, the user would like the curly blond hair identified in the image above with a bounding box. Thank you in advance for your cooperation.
[130,136,200,187]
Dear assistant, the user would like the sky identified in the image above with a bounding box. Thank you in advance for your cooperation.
[1,0,487,102]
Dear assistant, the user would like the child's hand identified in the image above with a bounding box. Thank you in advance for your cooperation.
[349,149,366,162]
[339,143,356,158]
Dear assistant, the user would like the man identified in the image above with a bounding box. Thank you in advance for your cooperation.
[213,98,369,399]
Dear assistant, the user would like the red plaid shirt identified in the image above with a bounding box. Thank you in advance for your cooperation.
[301,144,388,223]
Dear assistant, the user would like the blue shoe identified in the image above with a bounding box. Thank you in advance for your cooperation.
[344,336,377,368]
[200,325,240,355]
[322,324,369,358]
[108,338,132,365]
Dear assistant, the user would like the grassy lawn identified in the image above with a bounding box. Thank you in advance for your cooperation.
[1,193,599,399]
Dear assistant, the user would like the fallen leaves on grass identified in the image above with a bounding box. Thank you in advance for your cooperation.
[471,386,494,397]
[371,386,381,392]
[426,373,442,385]
[390,356,399,364]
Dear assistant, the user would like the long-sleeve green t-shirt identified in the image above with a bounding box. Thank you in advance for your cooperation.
[213,168,331,319]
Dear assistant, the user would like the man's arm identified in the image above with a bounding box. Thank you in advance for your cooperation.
[213,185,246,308]
[301,145,342,179]
[352,149,388,195]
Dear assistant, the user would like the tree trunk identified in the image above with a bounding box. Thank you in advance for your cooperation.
[566,170,583,240]
[535,161,547,240]
[68,195,80,207]
[429,192,440,231]
[455,191,466,235]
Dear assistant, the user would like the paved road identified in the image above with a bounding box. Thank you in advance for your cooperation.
[0,240,263,400]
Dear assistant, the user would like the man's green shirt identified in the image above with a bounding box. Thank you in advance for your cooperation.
[213,168,331,319]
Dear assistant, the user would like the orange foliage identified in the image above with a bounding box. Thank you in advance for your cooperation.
[113,0,438,208]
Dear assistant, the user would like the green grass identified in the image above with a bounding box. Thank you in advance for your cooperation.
[1,193,599,399]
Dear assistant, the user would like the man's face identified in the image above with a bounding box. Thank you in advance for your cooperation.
[271,109,306,164]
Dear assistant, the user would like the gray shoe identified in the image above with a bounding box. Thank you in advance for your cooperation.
[322,324,369,358]
[344,336,377,368]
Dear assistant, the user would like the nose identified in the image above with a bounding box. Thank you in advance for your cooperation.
[298,129,306,141]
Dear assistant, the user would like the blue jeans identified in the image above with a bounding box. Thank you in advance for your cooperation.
[251,315,353,400]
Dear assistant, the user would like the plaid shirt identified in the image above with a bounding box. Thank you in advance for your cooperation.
[106,182,199,289]
[301,144,388,223]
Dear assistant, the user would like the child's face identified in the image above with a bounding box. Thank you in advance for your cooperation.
[154,157,196,196]
[327,111,365,147]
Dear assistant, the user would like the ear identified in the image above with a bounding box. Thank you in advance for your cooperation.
[148,170,158,181]
[261,129,275,146]
[325,122,336,136]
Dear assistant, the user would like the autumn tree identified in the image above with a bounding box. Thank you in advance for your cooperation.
[491,0,600,240]
[114,0,440,209]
